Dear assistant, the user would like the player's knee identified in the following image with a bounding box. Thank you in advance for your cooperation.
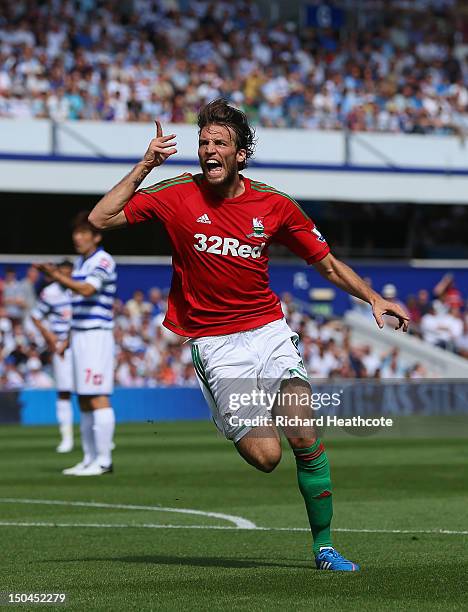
[86,395,110,410]
[236,428,282,472]
[78,395,92,411]
[256,448,282,473]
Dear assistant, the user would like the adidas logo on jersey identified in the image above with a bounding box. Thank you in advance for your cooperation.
[196,213,211,224]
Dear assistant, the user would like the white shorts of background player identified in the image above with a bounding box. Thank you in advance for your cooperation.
[52,348,73,392]
[71,329,114,396]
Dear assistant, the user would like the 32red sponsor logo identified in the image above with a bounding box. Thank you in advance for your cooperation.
[193,234,266,259]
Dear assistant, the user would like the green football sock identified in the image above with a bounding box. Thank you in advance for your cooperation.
[294,439,333,555]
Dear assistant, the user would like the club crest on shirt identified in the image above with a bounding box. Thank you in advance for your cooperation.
[246,217,270,239]
[312,226,326,242]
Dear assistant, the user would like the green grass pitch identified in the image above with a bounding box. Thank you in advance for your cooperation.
[0,419,467,611]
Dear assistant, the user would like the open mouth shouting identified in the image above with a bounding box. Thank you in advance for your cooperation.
[204,158,224,179]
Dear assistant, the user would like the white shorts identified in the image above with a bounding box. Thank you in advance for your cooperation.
[71,329,114,396]
[52,348,73,393]
[190,318,309,443]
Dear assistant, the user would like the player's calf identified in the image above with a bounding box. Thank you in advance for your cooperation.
[235,427,282,473]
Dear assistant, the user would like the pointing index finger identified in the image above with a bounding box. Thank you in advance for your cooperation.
[155,120,163,138]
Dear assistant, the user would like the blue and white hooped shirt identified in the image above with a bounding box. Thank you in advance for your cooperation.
[31,282,72,340]
[71,247,116,331]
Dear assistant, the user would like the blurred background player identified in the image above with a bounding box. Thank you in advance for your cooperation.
[38,212,117,476]
[31,260,74,453]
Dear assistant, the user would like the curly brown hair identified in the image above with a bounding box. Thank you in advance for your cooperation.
[198,98,256,170]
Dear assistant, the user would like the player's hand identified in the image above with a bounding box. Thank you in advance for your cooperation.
[45,331,59,354]
[56,341,67,357]
[141,121,177,170]
[372,297,410,332]
[47,338,58,354]
[35,262,58,278]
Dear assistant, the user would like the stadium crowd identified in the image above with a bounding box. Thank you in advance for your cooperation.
[0,266,467,390]
[1,0,468,133]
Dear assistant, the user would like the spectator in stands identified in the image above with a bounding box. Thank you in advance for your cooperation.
[407,363,428,379]
[348,347,367,378]
[360,345,381,377]
[419,305,437,345]
[380,348,406,378]
[415,289,432,317]
[1,0,468,134]
[3,268,26,322]
[148,287,165,318]
[25,355,54,388]
[116,352,146,387]
[309,341,340,378]
[433,273,464,313]
[121,323,147,353]
[178,363,199,386]
[406,288,433,329]
[156,361,178,386]
[406,295,422,325]
[126,289,151,323]
[18,265,39,313]
[420,304,463,350]
[0,306,13,340]
[436,306,464,350]
[7,323,30,369]
[114,299,131,331]
[1,362,24,389]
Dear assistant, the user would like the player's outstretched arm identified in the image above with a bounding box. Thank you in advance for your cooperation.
[88,121,177,230]
[313,253,410,332]
[35,264,96,298]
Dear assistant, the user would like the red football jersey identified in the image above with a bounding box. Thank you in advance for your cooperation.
[123,173,330,337]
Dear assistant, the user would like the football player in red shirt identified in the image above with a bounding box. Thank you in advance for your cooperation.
[89,99,409,571]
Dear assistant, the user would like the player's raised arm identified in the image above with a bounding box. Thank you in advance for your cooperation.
[313,253,410,332]
[88,121,177,230]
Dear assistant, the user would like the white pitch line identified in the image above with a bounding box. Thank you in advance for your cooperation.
[0,521,467,535]
[266,527,468,536]
[0,521,237,530]
[0,498,256,530]
[0,499,466,536]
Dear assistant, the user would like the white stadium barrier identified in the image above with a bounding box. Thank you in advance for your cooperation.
[344,311,468,378]
[2,119,468,203]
